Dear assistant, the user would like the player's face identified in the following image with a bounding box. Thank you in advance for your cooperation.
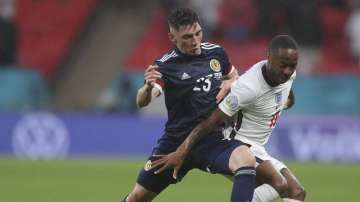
[169,22,203,56]
[268,48,298,85]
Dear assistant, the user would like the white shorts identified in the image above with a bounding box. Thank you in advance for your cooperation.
[250,144,287,171]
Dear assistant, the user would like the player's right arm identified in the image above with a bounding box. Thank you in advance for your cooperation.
[136,65,162,108]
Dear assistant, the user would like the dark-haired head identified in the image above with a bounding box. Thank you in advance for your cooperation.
[266,35,299,86]
[268,35,298,54]
[168,8,200,31]
[167,8,203,56]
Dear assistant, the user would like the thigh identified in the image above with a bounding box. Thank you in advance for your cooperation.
[127,183,157,202]
[256,160,284,185]
[191,133,245,175]
[249,144,272,167]
[256,160,288,197]
[136,155,176,194]
[137,142,193,194]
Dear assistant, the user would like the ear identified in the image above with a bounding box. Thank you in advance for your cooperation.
[267,52,271,63]
[168,32,176,44]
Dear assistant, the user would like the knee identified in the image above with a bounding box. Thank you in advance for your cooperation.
[127,189,154,202]
[271,177,288,196]
[127,192,147,202]
[289,185,306,200]
[229,146,256,172]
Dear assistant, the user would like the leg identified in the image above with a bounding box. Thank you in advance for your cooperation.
[249,145,287,202]
[125,183,157,202]
[269,158,305,202]
[123,142,191,202]
[252,183,279,202]
[280,168,306,201]
[229,145,256,202]
[192,135,256,202]
[255,160,288,198]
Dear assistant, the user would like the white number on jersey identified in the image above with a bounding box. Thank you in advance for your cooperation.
[193,75,212,92]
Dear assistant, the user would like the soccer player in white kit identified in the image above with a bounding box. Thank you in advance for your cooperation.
[152,35,306,202]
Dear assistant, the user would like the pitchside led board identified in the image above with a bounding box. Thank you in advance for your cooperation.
[0,112,359,162]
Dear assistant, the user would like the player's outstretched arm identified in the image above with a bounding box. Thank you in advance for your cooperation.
[136,65,162,108]
[152,108,229,179]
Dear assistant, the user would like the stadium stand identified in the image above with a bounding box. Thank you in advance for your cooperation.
[124,1,359,74]
[113,1,360,115]
[16,0,98,79]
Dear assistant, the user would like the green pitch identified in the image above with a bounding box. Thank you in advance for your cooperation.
[0,157,359,202]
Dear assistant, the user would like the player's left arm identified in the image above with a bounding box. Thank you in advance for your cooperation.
[152,108,229,178]
[284,89,295,110]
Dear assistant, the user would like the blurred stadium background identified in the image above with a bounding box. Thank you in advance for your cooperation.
[0,0,360,201]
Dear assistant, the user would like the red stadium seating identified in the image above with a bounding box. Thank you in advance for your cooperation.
[124,8,172,71]
[125,5,359,74]
[16,0,98,79]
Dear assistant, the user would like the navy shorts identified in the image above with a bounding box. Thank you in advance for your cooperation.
[136,131,246,194]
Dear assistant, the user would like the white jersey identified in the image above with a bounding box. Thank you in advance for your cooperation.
[219,60,295,146]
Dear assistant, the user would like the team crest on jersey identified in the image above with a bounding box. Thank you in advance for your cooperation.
[144,160,152,171]
[275,92,282,104]
[210,59,221,72]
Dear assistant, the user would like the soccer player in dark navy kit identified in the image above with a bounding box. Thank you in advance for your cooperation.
[123,8,256,202]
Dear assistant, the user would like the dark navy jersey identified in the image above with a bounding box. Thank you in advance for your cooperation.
[154,42,232,137]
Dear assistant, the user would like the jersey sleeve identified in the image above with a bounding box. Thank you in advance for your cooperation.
[290,70,296,81]
[219,79,257,117]
[151,61,166,94]
[218,47,232,75]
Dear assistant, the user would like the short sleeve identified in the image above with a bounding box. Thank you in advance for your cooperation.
[150,61,166,94]
[219,79,257,117]
[218,47,231,75]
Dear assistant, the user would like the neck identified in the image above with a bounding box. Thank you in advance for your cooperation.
[262,64,278,87]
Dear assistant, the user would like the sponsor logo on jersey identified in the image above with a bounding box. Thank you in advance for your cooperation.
[144,160,152,171]
[275,92,282,104]
[225,95,239,110]
[275,92,282,105]
[275,93,282,110]
[214,72,222,80]
[181,72,191,80]
[210,59,221,72]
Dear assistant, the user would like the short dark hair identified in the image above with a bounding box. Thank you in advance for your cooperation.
[269,35,298,54]
[168,8,199,31]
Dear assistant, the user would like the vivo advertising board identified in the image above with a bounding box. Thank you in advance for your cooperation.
[0,112,359,162]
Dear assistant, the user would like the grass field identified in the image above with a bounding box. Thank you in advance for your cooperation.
[0,157,359,202]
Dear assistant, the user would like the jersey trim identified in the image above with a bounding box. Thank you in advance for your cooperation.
[201,42,220,50]
[225,65,236,76]
[157,50,178,63]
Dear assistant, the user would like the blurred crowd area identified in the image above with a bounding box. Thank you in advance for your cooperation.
[0,0,359,114]
[126,0,360,74]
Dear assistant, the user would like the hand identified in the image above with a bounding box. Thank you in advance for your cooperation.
[144,65,162,88]
[151,150,187,179]
[216,79,232,103]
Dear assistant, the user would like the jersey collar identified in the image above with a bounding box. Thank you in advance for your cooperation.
[174,47,205,58]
